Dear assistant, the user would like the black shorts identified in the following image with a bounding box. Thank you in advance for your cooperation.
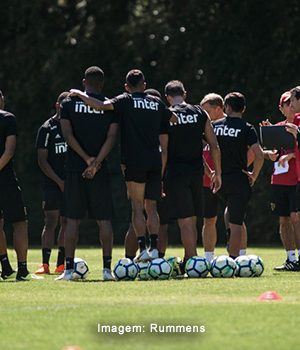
[219,172,251,225]
[203,186,218,218]
[43,186,65,215]
[64,167,113,220]
[125,164,161,200]
[165,170,203,219]
[270,184,297,217]
[0,181,27,223]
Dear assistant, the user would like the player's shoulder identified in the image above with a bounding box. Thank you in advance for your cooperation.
[0,109,16,120]
[212,116,226,125]
[60,95,75,107]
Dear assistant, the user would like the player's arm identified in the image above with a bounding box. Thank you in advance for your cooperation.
[69,89,114,111]
[159,134,168,178]
[37,149,64,192]
[0,135,16,171]
[204,119,221,193]
[203,158,213,178]
[244,143,264,186]
[60,119,94,166]
[263,150,279,161]
[83,123,119,179]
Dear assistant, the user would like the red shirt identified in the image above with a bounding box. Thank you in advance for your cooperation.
[294,114,300,182]
[271,120,297,186]
[203,144,214,188]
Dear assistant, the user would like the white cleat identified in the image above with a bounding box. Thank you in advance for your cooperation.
[103,268,115,281]
[134,249,151,263]
[55,269,74,281]
[148,248,159,260]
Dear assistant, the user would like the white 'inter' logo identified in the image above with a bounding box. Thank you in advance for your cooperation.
[133,98,159,110]
[214,125,241,137]
[75,102,103,114]
[55,142,67,154]
[170,113,198,126]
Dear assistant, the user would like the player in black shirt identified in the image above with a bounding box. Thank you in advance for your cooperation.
[213,92,264,258]
[35,92,68,275]
[69,69,177,262]
[0,90,35,281]
[57,67,118,281]
[161,81,221,268]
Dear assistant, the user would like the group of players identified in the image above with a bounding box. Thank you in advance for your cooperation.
[1,65,300,281]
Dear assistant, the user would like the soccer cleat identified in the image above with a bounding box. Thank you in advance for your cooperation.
[54,264,65,274]
[274,260,300,271]
[148,248,159,260]
[103,268,115,281]
[35,264,50,275]
[55,269,74,281]
[1,270,17,280]
[134,249,151,263]
[16,273,44,281]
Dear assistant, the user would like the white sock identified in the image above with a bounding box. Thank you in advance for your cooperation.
[287,250,296,262]
[205,251,214,262]
[239,249,246,256]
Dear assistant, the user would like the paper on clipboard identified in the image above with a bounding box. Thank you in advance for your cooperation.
[274,161,289,175]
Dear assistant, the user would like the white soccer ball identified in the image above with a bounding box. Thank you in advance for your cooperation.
[185,256,210,278]
[72,258,89,279]
[235,255,256,277]
[166,256,182,278]
[247,254,264,277]
[210,255,237,278]
[148,258,172,280]
[113,258,138,281]
[137,261,151,280]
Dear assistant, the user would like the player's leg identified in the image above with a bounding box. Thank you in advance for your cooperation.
[97,220,114,280]
[124,224,138,260]
[202,187,218,262]
[55,216,66,273]
[87,166,114,280]
[56,172,84,280]
[291,212,300,263]
[226,176,251,259]
[126,181,147,259]
[144,199,159,258]
[157,224,168,258]
[36,210,59,274]
[178,216,197,259]
[0,218,15,278]
[240,223,248,255]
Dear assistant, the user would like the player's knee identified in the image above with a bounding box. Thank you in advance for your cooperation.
[279,216,290,225]
[204,217,217,226]
[290,212,300,223]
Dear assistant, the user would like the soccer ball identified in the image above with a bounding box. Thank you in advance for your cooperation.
[72,258,89,279]
[248,254,264,277]
[166,256,182,278]
[137,261,151,280]
[185,256,210,278]
[148,258,172,280]
[113,258,138,281]
[210,255,237,278]
[235,255,256,277]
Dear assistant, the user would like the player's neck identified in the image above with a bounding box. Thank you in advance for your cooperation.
[170,96,185,106]
[228,112,242,118]
[85,88,102,95]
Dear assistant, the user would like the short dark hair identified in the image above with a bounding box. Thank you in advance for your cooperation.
[57,91,69,104]
[200,93,224,108]
[126,69,145,87]
[164,80,185,97]
[291,86,300,100]
[145,88,161,99]
[84,66,104,88]
[224,92,246,113]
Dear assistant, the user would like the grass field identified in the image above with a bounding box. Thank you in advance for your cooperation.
[0,247,300,350]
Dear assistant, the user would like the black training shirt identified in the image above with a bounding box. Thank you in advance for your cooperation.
[110,92,172,166]
[162,103,208,176]
[60,93,118,172]
[36,117,66,189]
[213,116,258,174]
[0,110,17,185]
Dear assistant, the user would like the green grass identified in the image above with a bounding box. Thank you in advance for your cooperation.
[1,247,300,350]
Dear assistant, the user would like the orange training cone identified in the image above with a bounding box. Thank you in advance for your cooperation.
[258,291,282,301]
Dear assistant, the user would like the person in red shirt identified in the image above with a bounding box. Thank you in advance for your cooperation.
[265,91,300,271]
